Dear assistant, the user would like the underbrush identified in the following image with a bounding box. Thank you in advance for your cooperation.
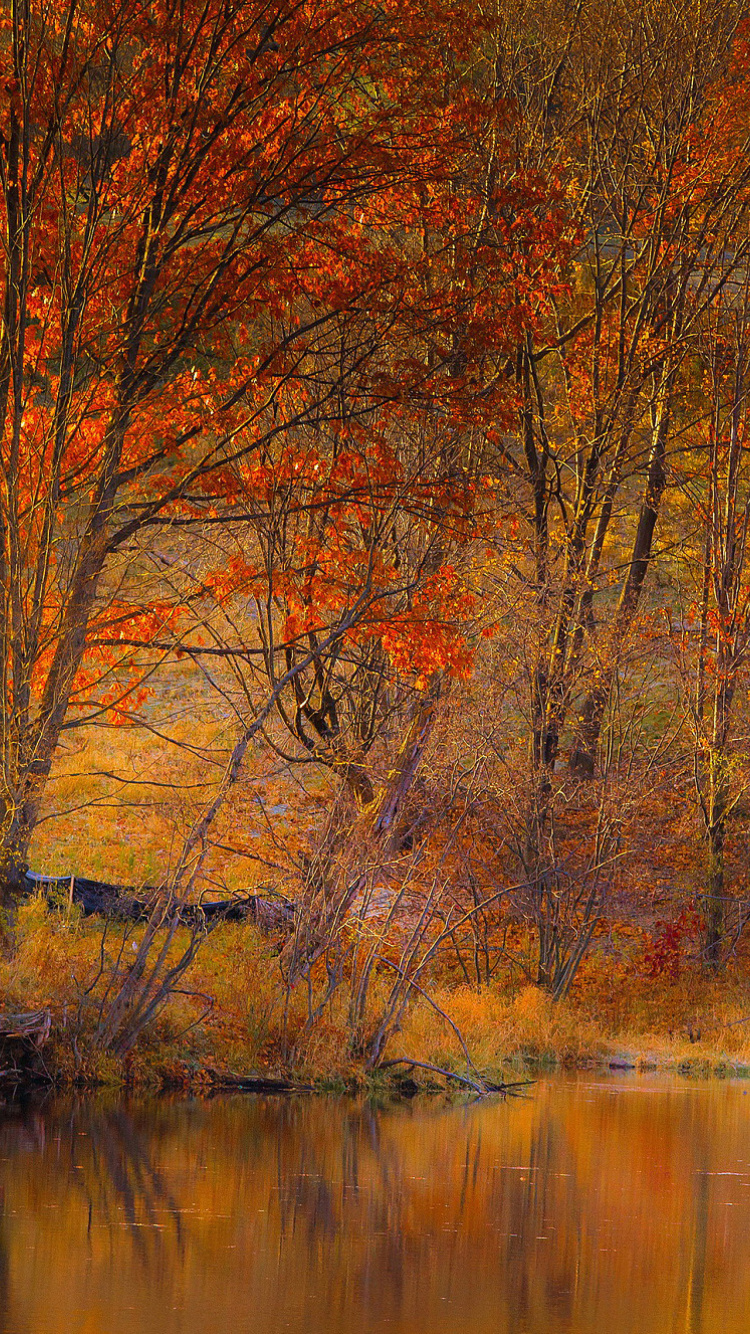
[3,898,750,1089]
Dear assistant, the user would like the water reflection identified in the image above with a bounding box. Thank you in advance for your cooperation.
[0,1078,749,1332]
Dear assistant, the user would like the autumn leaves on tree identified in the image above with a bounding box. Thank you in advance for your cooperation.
[0,0,506,899]
[4,0,750,985]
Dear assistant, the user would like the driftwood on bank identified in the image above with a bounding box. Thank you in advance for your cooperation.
[21,871,296,932]
[0,1009,51,1047]
[0,1009,52,1087]
[209,1070,313,1093]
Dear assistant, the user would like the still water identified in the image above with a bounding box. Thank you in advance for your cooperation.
[0,1074,749,1333]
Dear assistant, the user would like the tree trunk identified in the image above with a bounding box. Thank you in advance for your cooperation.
[0,780,44,931]
[569,380,672,774]
[703,750,729,968]
[370,677,441,849]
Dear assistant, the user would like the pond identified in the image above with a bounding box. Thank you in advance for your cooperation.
[1,1073,749,1333]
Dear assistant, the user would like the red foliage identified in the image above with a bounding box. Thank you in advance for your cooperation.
[643,909,703,982]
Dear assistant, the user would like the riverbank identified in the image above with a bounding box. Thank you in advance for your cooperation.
[1,896,750,1094]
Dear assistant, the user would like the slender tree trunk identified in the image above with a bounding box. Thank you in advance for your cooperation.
[703,749,728,968]
[370,677,441,849]
[700,659,737,968]
[569,379,673,773]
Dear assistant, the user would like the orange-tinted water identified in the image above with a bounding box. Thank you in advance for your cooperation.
[2,1075,749,1333]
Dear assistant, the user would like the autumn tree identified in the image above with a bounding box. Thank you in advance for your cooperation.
[86,11,566,877]
[0,0,504,919]
[666,275,750,966]
[430,0,750,990]
[483,0,750,779]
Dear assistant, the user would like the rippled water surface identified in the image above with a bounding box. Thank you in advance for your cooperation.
[2,1074,750,1332]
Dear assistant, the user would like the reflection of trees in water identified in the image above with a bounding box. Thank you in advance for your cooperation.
[0,1098,184,1270]
[687,1164,709,1334]
[265,1097,588,1328]
[0,1103,57,1334]
[673,1101,710,1334]
[76,1106,185,1266]
[489,1105,579,1328]
[0,1153,14,1334]
[273,1102,411,1322]
[0,1232,11,1334]
[245,1089,747,1334]
[0,1085,747,1333]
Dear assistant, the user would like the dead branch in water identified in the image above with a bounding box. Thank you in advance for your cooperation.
[379,1057,534,1096]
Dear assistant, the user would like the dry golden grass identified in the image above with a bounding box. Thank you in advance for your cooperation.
[5,892,750,1089]
[28,662,310,895]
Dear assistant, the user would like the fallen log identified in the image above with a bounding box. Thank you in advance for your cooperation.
[24,873,147,920]
[21,872,296,932]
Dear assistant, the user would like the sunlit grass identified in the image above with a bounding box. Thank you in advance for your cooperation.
[4,892,750,1090]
